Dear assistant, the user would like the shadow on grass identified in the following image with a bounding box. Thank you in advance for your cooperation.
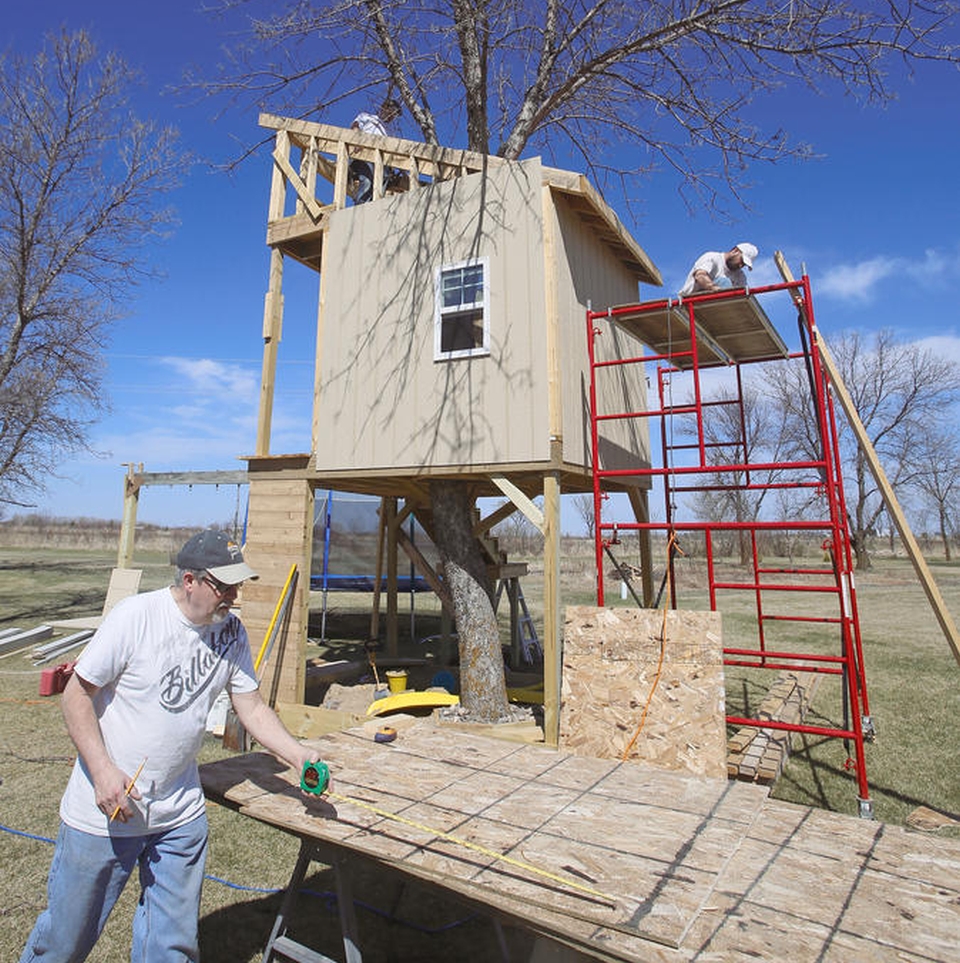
[774,733,960,824]
[200,863,534,963]
[4,590,106,624]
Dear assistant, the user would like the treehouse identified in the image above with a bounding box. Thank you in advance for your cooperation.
[232,114,663,742]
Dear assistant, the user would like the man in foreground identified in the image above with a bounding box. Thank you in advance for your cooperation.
[20,529,319,962]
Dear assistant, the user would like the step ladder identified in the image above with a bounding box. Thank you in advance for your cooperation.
[494,577,542,665]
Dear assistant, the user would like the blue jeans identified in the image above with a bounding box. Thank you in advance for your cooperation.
[349,159,374,203]
[20,814,209,963]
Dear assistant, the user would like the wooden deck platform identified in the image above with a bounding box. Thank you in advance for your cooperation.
[200,721,960,962]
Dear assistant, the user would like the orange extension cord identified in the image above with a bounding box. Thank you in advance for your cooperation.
[619,532,683,762]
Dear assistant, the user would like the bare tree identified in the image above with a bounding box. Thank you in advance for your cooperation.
[204,1,959,208]
[766,330,960,570]
[907,425,960,560]
[199,1,960,719]
[0,30,186,510]
[572,493,596,541]
[687,381,793,563]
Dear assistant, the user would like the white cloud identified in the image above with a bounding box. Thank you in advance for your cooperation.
[156,356,259,402]
[817,256,899,302]
[816,247,952,303]
[912,333,960,367]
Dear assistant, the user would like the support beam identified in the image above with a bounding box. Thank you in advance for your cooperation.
[118,463,141,569]
[490,474,545,532]
[542,468,562,747]
[385,497,399,656]
[626,488,655,607]
[257,249,285,455]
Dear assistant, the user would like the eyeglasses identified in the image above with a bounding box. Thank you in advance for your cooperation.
[202,574,236,596]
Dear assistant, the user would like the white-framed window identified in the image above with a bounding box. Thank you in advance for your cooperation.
[434,257,490,361]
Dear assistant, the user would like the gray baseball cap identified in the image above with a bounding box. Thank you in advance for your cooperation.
[176,530,258,585]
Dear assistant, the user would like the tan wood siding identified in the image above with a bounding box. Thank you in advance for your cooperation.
[317,159,549,471]
[547,192,653,479]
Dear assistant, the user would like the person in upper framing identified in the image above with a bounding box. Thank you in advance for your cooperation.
[679,243,759,296]
[19,529,321,963]
[350,96,403,203]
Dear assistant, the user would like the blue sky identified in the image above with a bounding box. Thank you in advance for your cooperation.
[6,2,960,532]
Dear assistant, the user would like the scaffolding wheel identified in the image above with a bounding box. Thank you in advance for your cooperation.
[858,797,875,820]
[861,714,876,742]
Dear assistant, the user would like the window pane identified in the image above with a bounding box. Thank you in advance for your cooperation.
[461,264,483,304]
[441,308,484,353]
[441,272,463,308]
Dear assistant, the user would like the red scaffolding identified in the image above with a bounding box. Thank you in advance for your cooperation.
[586,272,874,817]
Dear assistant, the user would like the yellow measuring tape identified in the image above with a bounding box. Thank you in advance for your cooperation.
[324,788,617,906]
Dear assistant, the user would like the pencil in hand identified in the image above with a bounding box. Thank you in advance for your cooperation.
[110,758,147,822]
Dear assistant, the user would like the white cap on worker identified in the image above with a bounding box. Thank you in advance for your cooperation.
[736,243,758,269]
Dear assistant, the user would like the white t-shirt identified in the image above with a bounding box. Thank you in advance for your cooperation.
[679,251,747,296]
[352,111,387,136]
[60,587,258,836]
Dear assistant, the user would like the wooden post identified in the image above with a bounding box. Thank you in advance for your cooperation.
[369,498,387,644]
[541,185,565,747]
[386,497,399,655]
[256,249,284,456]
[117,464,140,569]
[542,466,562,747]
[626,488,655,606]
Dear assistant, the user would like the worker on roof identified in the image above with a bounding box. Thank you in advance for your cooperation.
[679,243,759,296]
[350,96,402,204]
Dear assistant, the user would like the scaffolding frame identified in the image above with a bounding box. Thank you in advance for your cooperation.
[586,274,874,816]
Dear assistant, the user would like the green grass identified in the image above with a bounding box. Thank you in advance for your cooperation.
[1,539,959,961]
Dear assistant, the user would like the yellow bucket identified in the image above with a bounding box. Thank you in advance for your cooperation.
[386,669,408,693]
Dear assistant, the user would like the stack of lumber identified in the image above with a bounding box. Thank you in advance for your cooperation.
[727,671,819,783]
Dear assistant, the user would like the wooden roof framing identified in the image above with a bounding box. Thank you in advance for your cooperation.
[257,113,661,285]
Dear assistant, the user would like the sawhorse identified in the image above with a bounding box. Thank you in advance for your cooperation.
[261,836,517,963]
[262,838,360,963]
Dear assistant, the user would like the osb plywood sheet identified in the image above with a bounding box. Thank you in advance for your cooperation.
[201,724,769,957]
[200,724,960,963]
[560,607,727,779]
[690,295,788,362]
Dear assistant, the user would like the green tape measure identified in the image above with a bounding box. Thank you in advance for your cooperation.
[300,760,330,795]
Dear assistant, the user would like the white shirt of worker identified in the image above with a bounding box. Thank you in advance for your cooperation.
[352,111,388,136]
[60,588,258,835]
[679,251,748,296]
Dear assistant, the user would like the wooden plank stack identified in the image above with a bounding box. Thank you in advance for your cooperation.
[727,671,820,783]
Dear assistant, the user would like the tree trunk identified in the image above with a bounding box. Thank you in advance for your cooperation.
[430,479,511,722]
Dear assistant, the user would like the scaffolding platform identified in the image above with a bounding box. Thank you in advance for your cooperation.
[607,290,790,369]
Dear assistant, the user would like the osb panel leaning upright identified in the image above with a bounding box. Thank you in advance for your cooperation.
[560,606,728,779]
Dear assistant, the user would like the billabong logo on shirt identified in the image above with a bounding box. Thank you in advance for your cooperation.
[158,618,243,712]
